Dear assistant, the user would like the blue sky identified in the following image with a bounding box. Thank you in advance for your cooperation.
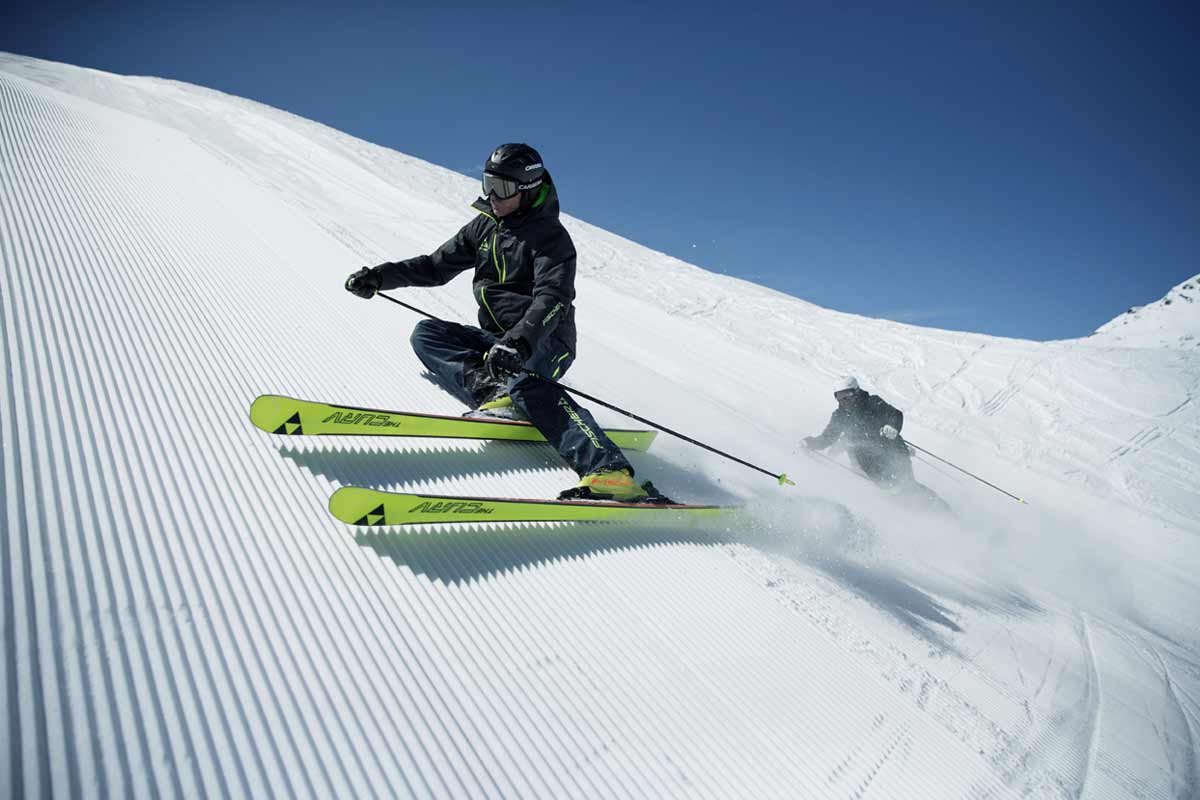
[6,1,1198,340]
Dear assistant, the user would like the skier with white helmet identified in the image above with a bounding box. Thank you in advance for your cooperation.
[801,376,915,488]
[344,143,657,502]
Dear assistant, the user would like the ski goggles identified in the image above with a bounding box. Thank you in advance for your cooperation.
[834,389,857,401]
[482,172,521,200]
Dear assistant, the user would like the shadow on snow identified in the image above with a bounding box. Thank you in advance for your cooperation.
[276,443,1005,648]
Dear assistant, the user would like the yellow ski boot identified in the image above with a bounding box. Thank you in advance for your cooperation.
[560,468,658,503]
[464,394,528,421]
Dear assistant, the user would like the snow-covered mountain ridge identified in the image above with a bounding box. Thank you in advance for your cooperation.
[1092,274,1200,349]
[3,52,1198,799]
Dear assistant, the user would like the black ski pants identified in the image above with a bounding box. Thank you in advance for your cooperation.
[848,443,915,488]
[409,318,632,478]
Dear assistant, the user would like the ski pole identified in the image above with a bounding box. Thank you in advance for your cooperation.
[802,446,867,480]
[903,440,1026,504]
[372,291,794,487]
[799,446,876,485]
[375,292,440,321]
[912,452,965,485]
[532,374,794,486]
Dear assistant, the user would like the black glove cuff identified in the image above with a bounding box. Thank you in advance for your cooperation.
[502,336,531,360]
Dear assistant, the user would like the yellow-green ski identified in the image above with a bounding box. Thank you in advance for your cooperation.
[249,394,658,451]
[329,487,727,527]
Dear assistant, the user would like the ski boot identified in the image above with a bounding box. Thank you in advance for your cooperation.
[558,468,674,504]
[464,393,529,422]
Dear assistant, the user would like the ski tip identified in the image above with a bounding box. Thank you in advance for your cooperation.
[328,486,382,526]
[327,486,347,515]
[250,393,291,408]
[249,394,306,435]
[248,395,276,431]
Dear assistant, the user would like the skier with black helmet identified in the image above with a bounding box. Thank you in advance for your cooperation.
[345,143,656,502]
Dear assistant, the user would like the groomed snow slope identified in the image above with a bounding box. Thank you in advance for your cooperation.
[2,53,1198,799]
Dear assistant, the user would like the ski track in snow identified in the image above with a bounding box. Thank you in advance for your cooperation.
[3,52,1200,798]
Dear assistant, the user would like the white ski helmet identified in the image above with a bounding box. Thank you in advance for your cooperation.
[833,376,860,394]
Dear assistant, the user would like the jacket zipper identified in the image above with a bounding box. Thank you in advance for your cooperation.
[491,220,507,284]
[481,218,508,331]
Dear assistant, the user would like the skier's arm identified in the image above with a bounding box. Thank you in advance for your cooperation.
[805,411,844,450]
[869,397,904,441]
[375,218,482,290]
[502,234,576,354]
[877,399,903,434]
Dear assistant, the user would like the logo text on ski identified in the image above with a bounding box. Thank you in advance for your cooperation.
[409,501,495,515]
[321,411,402,428]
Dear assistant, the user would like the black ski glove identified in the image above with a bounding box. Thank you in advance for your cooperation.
[345,266,382,299]
[484,339,529,380]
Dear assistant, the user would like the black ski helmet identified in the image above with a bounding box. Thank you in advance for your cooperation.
[482,143,546,202]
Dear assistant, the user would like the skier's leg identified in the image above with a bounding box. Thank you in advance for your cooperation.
[889,450,951,513]
[409,319,498,407]
[911,482,953,514]
[882,448,920,493]
[850,448,888,485]
[507,338,632,478]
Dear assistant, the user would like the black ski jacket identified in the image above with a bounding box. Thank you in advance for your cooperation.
[808,391,906,452]
[374,174,576,356]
